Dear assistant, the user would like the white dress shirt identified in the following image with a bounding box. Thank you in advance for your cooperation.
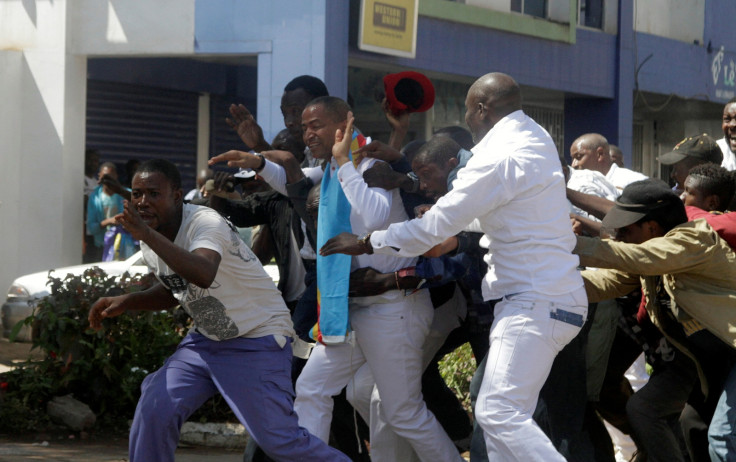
[605,163,647,192]
[717,138,736,171]
[567,168,619,221]
[259,156,415,296]
[371,110,584,301]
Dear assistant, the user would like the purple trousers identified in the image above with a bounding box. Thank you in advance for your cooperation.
[129,332,349,462]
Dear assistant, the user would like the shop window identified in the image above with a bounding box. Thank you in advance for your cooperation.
[578,0,603,29]
[511,0,547,18]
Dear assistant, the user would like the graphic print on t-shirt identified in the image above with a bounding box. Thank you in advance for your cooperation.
[185,282,239,340]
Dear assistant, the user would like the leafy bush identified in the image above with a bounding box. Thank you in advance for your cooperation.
[0,267,190,432]
[438,342,476,412]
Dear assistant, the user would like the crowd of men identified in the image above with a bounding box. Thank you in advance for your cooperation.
[86,71,736,462]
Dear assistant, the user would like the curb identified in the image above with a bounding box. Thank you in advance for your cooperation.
[179,422,249,449]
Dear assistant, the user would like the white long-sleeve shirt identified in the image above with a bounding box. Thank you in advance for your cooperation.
[567,168,619,221]
[371,110,584,301]
[258,156,415,293]
[605,163,647,192]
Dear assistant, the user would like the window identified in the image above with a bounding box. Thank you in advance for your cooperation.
[578,0,603,29]
[511,0,547,19]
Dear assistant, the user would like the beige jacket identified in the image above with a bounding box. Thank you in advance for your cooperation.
[575,219,736,395]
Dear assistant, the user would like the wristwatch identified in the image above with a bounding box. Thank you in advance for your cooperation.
[357,232,374,254]
[254,153,266,172]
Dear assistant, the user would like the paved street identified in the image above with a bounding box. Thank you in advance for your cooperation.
[0,338,245,461]
[0,437,243,462]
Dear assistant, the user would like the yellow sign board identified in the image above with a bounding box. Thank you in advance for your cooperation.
[358,0,418,58]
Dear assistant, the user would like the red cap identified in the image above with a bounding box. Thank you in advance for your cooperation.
[383,71,435,114]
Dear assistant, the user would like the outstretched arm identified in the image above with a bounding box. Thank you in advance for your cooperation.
[353,139,404,164]
[321,231,373,257]
[382,98,410,150]
[567,187,615,221]
[88,282,177,330]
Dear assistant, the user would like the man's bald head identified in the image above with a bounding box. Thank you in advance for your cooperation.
[570,133,612,174]
[464,73,522,143]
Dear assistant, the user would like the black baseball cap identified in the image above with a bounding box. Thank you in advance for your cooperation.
[602,180,682,229]
[659,134,723,165]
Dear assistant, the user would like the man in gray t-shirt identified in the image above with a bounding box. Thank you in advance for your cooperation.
[88,159,348,462]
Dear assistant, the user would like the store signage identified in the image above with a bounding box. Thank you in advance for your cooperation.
[712,46,736,101]
[358,0,418,58]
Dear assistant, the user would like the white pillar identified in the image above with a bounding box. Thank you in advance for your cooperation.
[0,1,87,296]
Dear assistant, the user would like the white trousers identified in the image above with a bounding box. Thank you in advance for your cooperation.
[294,289,462,462]
[346,287,468,462]
[475,289,588,462]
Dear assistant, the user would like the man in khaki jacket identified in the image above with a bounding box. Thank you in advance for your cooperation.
[574,179,736,462]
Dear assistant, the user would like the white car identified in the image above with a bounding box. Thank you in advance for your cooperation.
[2,251,280,342]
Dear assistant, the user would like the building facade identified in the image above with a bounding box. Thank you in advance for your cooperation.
[1,0,734,296]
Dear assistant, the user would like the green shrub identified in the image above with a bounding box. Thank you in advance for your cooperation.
[0,268,189,432]
[438,342,476,412]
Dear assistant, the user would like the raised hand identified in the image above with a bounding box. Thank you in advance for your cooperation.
[226,104,271,151]
[115,200,151,242]
[332,111,355,167]
[382,97,410,150]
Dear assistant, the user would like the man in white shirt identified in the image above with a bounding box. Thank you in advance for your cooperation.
[570,133,647,192]
[209,97,462,462]
[87,159,349,462]
[717,97,736,171]
[321,73,588,461]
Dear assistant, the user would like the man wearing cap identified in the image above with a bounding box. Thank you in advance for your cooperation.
[321,72,588,462]
[659,134,723,193]
[574,179,736,462]
[717,97,736,171]
[571,133,647,191]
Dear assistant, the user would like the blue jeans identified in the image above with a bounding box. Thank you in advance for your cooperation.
[709,363,736,461]
[129,332,349,462]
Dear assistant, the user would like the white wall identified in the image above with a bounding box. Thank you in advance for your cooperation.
[0,0,335,298]
[194,0,334,143]
[71,0,195,55]
[0,0,87,296]
[0,51,24,297]
[635,0,704,44]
